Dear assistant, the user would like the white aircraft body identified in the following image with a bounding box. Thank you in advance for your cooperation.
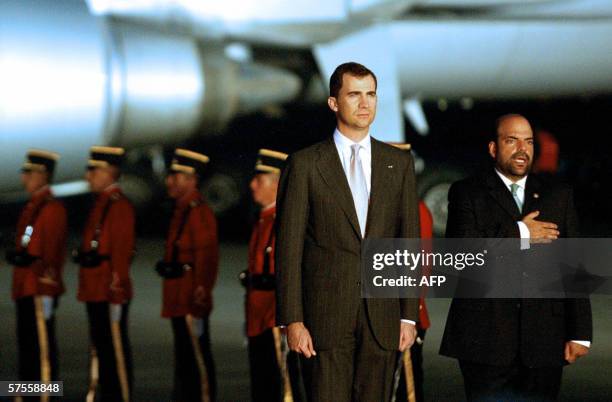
[2,0,612,203]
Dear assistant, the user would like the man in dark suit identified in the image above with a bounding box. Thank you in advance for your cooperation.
[440,114,592,401]
[275,62,420,402]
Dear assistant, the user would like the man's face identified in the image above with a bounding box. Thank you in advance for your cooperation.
[21,171,48,194]
[249,173,279,207]
[85,166,115,193]
[328,73,377,133]
[489,116,534,180]
[165,172,196,199]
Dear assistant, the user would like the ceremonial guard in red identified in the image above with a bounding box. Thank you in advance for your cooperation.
[75,146,134,402]
[395,203,434,402]
[390,143,433,402]
[241,149,296,402]
[7,150,67,397]
[157,148,219,402]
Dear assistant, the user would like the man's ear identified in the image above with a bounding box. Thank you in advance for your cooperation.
[327,96,338,112]
[488,141,497,159]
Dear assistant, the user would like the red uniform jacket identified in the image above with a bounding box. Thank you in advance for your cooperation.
[12,187,67,300]
[245,205,276,337]
[418,200,433,330]
[162,191,219,318]
[77,186,135,304]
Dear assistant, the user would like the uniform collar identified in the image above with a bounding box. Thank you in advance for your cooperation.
[260,202,276,218]
[176,189,201,209]
[30,185,52,203]
[97,183,121,202]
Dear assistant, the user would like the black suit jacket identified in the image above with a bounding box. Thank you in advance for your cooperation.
[439,169,592,367]
[275,136,420,351]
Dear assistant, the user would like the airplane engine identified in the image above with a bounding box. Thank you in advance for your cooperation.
[0,0,300,195]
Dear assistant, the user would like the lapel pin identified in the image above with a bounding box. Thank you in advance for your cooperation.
[533,193,539,199]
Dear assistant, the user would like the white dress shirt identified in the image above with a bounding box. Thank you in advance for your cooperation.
[495,169,530,241]
[334,129,416,327]
[334,128,372,195]
[495,170,590,348]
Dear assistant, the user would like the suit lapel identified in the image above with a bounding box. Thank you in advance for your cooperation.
[364,139,385,238]
[316,137,362,239]
[522,175,542,217]
[486,170,522,221]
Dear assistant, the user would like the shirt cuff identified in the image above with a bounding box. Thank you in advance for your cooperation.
[517,221,530,250]
[401,319,416,326]
[571,340,591,348]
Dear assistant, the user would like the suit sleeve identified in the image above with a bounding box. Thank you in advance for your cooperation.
[191,205,219,300]
[37,202,67,295]
[109,200,135,304]
[562,187,593,341]
[275,154,309,326]
[446,183,474,238]
[399,154,420,321]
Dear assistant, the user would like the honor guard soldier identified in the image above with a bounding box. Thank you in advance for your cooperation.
[241,149,299,402]
[157,148,219,402]
[75,146,134,402]
[7,150,67,398]
[389,143,433,402]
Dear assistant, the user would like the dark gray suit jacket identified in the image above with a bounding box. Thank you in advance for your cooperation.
[275,136,420,351]
[440,169,593,367]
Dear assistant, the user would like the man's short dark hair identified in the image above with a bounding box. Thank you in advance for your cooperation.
[329,62,377,98]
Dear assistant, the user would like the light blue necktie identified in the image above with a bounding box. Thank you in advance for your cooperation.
[510,183,523,212]
[349,144,369,237]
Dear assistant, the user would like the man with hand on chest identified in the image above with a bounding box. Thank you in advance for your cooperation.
[440,114,592,402]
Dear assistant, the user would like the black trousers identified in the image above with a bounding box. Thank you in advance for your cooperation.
[248,328,308,402]
[300,301,397,402]
[248,329,281,402]
[86,301,133,402]
[395,329,426,402]
[171,316,217,402]
[16,296,59,402]
[459,359,563,402]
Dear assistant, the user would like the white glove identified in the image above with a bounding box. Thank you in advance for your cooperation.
[192,318,204,338]
[110,304,122,323]
[41,296,54,320]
